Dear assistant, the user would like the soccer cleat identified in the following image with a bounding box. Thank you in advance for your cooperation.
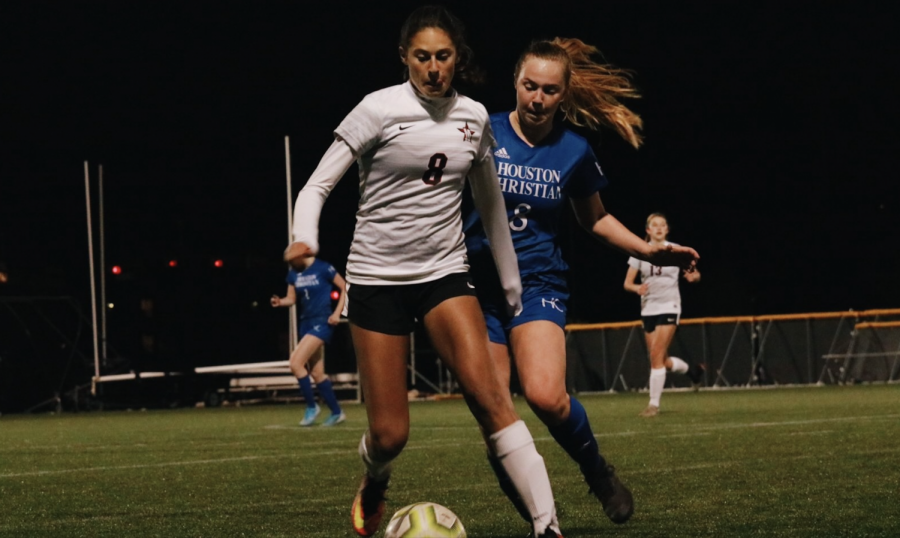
[535,527,564,538]
[687,363,706,390]
[321,412,346,427]
[585,465,634,524]
[300,404,321,426]
[351,475,389,536]
[638,404,659,418]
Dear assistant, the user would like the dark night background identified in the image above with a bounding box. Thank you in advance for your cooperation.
[1,1,899,409]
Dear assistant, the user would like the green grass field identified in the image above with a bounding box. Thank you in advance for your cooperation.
[1,385,898,537]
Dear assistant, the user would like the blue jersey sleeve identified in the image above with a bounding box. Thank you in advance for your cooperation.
[325,263,337,282]
[566,146,608,198]
[286,269,298,286]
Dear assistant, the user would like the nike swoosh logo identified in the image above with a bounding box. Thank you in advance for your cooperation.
[466,282,475,289]
[398,125,411,130]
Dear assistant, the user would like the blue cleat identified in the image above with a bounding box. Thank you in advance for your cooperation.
[300,404,321,426]
[322,412,346,427]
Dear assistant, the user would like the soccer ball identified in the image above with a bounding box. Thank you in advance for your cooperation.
[383,502,466,538]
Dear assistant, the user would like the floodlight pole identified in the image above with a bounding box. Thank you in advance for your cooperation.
[98,164,108,368]
[285,136,298,350]
[84,161,101,391]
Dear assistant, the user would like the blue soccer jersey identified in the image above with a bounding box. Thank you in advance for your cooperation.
[287,259,337,320]
[464,112,608,286]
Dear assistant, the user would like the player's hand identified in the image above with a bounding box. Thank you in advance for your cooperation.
[284,241,313,269]
[504,282,524,317]
[683,268,701,283]
[647,243,699,272]
[270,295,281,307]
[638,283,649,296]
[327,313,341,326]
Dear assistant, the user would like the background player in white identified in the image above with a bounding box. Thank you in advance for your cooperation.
[270,256,346,426]
[624,212,703,417]
[464,38,699,527]
[283,6,563,538]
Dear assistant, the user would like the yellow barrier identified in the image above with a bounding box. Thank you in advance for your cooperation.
[566,309,900,332]
[856,321,900,330]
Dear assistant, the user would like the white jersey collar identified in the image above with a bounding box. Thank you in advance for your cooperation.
[404,80,457,113]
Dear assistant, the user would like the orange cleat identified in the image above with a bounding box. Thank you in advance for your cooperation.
[350,475,389,536]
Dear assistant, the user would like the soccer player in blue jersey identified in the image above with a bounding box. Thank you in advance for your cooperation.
[271,256,347,427]
[464,38,700,526]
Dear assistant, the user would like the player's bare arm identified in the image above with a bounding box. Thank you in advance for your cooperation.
[646,242,699,272]
[571,195,658,259]
[623,266,647,295]
[283,242,313,268]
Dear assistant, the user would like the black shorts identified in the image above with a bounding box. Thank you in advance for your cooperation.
[346,272,476,335]
[642,313,679,333]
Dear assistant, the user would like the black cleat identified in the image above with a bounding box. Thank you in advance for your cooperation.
[687,362,706,389]
[585,465,634,524]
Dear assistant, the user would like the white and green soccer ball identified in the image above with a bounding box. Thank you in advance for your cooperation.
[383,502,466,538]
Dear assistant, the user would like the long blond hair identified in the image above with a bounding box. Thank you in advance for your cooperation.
[515,38,643,148]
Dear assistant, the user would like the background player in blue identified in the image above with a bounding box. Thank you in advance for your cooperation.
[271,256,347,427]
[464,38,700,525]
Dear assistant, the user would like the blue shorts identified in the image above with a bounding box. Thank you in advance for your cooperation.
[481,280,568,345]
[299,316,335,344]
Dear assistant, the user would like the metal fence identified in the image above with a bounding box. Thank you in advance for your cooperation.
[565,309,900,393]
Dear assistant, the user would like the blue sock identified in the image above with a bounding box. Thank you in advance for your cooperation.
[316,378,342,415]
[297,376,316,408]
[548,396,608,474]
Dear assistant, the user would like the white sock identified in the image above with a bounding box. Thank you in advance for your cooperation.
[489,420,558,535]
[649,367,666,408]
[358,431,392,482]
[669,356,689,374]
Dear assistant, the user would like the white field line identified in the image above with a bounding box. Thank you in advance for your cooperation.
[0,440,257,454]
[2,414,897,479]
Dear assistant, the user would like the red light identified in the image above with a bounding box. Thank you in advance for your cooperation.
[330,290,340,300]
[168,260,178,268]
[111,265,122,275]
[214,259,224,268]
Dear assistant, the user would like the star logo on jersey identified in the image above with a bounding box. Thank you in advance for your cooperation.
[458,122,476,142]
[494,147,510,159]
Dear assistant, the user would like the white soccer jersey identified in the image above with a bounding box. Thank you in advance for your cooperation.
[297,82,496,286]
[627,242,682,316]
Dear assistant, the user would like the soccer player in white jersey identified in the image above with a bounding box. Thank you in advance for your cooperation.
[463,39,699,528]
[283,6,563,538]
[625,213,703,417]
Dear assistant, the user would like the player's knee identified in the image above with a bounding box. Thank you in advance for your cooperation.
[524,388,567,423]
[369,425,409,459]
